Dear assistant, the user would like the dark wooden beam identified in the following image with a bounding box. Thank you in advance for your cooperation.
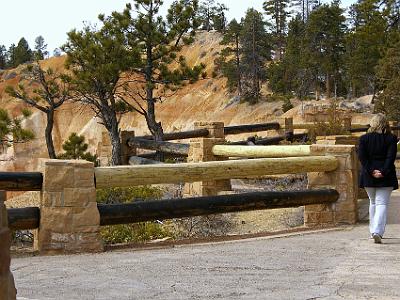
[0,172,43,191]
[8,207,40,230]
[224,122,280,135]
[127,138,190,156]
[136,129,210,141]
[98,189,338,225]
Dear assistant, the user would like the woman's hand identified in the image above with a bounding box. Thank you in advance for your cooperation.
[372,170,384,178]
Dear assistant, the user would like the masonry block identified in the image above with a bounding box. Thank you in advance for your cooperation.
[306,144,358,227]
[37,159,103,254]
[0,192,17,300]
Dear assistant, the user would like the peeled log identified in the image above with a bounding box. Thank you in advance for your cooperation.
[212,145,312,158]
[95,156,338,188]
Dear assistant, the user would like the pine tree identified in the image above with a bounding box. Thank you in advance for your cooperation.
[58,133,97,163]
[198,0,216,31]
[263,0,290,60]
[240,9,271,103]
[0,45,7,69]
[6,63,73,158]
[7,44,16,68]
[34,36,48,60]
[375,39,400,120]
[345,0,387,98]
[217,19,243,95]
[62,23,134,165]
[0,108,34,147]
[303,3,346,99]
[212,3,228,32]
[14,38,33,66]
[102,0,203,161]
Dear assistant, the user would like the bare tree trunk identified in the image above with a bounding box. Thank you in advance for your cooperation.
[326,73,331,99]
[45,110,56,159]
[109,122,122,166]
[235,35,242,96]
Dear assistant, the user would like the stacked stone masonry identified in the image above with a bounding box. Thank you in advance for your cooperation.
[0,191,17,300]
[184,122,231,197]
[306,144,358,227]
[37,160,103,254]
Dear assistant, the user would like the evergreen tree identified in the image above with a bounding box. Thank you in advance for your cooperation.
[6,63,73,158]
[345,0,387,98]
[62,23,134,165]
[292,0,320,22]
[303,3,346,99]
[212,3,228,32]
[58,133,97,163]
[198,0,216,31]
[263,0,290,60]
[14,38,33,66]
[7,44,16,68]
[217,19,243,95]
[34,35,48,60]
[0,108,34,147]
[375,40,400,120]
[240,8,271,103]
[0,45,7,69]
[102,0,204,160]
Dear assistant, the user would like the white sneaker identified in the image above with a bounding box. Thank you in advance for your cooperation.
[372,233,382,244]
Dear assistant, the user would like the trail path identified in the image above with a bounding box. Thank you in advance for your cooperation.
[12,192,400,300]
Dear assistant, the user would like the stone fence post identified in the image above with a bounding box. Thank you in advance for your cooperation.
[306,144,358,227]
[0,191,17,300]
[36,160,103,254]
[184,122,231,197]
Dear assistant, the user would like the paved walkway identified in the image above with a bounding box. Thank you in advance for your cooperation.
[11,192,400,300]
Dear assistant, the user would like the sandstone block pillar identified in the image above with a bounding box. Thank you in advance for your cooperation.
[97,131,112,166]
[184,122,231,197]
[306,144,358,227]
[36,160,103,254]
[120,130,136,165]
[0,191,17,300]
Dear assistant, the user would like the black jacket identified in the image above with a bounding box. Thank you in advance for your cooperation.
[358,132,398,190]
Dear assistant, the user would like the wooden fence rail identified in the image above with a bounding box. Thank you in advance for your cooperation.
[134,122,281,141]
[127,138,190,155]
[94,156,338,188]
[8,189,339,229]
[8,207,40,230]
[0,172,43,191]
[212,145,313,158]
[98,189,339,225]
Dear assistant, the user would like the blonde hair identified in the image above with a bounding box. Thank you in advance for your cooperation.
[368,113,391,134]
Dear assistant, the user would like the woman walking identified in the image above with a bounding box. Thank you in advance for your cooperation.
[358,113,398,244]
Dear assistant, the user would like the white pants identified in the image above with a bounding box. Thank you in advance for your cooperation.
[365,187,393,237]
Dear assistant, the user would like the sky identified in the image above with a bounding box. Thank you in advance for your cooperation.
[1,0,356,54]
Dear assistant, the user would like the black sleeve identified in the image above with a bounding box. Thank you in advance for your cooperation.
[358,135,373,174]
[382,134,398,176]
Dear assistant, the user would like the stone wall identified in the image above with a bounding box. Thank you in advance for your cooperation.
[0,191,17,300]
[36,160,103,254]
[306,144,358,227]
[184,122,231,197]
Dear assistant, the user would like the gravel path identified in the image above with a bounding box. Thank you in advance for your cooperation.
[11,192,400,300]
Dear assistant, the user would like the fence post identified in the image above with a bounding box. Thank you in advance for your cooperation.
[343,116,352,133]
[306,144,358,227]
[120,130,136,165]
[184,122,231,197]
[285,117,294,142]
[97,131,112,166]
[0,191,17,300]
[36,160,103,254]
